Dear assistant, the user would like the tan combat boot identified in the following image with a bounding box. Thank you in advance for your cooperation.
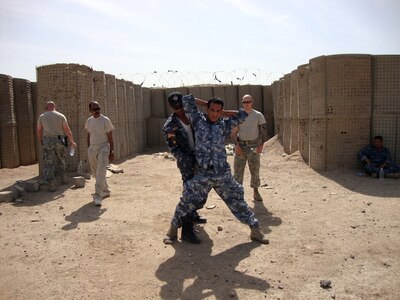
[163,225,178,244]
[253,188,263,202]
[250,227,269,244]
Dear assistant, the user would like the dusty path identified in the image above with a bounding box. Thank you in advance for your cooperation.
[1,138,399,299]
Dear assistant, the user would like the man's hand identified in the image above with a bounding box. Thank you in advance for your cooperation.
[109,152,115,162]
[235,144,244,156]
[256,144,263,154]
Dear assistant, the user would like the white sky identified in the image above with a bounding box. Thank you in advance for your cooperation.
[0,0,399,86]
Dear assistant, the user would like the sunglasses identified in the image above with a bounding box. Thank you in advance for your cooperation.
[242,101,252,104]
[91,107,101,111]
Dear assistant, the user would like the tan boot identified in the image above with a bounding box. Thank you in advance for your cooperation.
[48,181,56,192]
[253,188,263,201]
[250,227,269,244]
[163,225,178,244]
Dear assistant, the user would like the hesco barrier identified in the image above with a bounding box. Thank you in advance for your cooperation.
[36,64,93,175]
[1,54,398,171]
[13,78,36,165]
[92,71,107,116]
[105,74,119,160]
[262,85,274,139]
[271,54,399,170]
[282,73,291,154]
[133,84,146,152]
[372,55,400,164]
[116,79,129,158]
[0,74,19,168]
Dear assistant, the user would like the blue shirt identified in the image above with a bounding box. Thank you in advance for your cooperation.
[163,113,196,181]
[183,94,248,171]
[358,144,392,165]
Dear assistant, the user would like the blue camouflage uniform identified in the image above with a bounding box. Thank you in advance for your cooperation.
[358,144,400,175]
[163,111,208,215]
[163,114,196,181]
[171,94,259,228]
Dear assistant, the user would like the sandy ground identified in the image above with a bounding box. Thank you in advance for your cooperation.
[1,137,399,300]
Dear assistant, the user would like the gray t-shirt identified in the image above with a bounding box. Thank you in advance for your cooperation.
[237,109,266,141]
[37,111,67,136]
[85,115,115,145]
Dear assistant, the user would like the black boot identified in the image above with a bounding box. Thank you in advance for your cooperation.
[191,211,207,224]
[181,219,201,244]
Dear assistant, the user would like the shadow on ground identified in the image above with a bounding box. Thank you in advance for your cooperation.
[316,168,400,198]
[155,227,270,299]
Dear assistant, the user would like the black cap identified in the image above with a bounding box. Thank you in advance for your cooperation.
[167,92,183,108]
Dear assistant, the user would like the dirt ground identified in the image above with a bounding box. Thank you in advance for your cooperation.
[1,136,399,300]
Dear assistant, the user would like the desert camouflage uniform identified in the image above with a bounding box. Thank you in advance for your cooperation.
[171,94,259,228]
[43,136,66,182]
[234,141,261,187]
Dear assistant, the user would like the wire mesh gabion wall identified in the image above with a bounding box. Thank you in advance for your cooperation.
[1,54,399,174]
[271,54,400,171]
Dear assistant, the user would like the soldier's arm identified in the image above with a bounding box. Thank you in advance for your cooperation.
[62,121,77,148]
[37,122,43,145]
[259,123,268,143]
[107,131,114,161]
[195,97,238,116]
[163,129,185,160]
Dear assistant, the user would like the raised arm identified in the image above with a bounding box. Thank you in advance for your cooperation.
[195,97,238,116]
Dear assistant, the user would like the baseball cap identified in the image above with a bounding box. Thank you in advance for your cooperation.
[167,92,183,108]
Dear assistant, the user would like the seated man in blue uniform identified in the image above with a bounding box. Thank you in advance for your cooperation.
[163,94,269,244]
[358,135,400,178]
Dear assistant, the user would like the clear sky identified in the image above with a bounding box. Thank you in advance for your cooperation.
[0,0,399,87]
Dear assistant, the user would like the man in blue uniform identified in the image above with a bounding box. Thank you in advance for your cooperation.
[163,92,207,243]
[358,135,400,178]
[163,94,269,245]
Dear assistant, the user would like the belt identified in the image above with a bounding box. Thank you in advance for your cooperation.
[44,135,65,139]
[239,140,259,146]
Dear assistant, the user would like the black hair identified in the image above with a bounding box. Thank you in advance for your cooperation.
[89,101,100,110]
[207,97,224,109]
[373,135,383,141]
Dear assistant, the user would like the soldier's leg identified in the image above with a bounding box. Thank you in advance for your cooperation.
[214,170,269,244]
[43,143,56,183]
[171,173,211,228]
[214,170,258,227]
[248,151,262,201]
[364,163,379,177]
[54,141,66,179]
[164,173,211,244]
[248,151,261,188]
[94,146,110,199]
[87,146,98,178]
[233,152,247,185]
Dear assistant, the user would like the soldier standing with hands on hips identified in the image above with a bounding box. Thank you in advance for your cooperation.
[231,94,268,202]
